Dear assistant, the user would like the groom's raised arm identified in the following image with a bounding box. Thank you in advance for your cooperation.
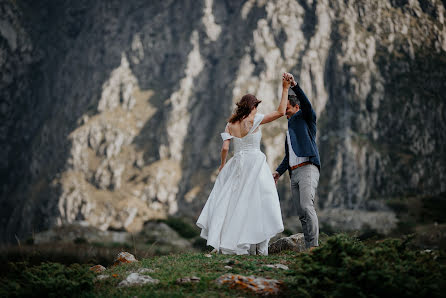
[291,83,316,122]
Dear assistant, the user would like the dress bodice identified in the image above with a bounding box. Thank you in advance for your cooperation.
[220,113,265,155]
[232,129,262,154]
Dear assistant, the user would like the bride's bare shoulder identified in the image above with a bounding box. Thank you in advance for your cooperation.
[241,116,254,130]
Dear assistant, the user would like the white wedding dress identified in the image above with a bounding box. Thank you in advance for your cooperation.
[196,113,284,255]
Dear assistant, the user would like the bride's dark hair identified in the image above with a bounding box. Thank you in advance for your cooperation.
[228,94,261,123]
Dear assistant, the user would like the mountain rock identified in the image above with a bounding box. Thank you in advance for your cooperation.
[1,0,445,242]
[215,273,282,295]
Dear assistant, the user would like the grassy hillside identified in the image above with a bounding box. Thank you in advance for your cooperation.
[1,234,445,297]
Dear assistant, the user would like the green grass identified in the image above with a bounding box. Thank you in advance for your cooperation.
[93,251,298,297]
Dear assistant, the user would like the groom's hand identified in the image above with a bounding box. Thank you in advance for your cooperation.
[273,171,280,184]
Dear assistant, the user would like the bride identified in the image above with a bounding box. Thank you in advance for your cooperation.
[196,73,291,255]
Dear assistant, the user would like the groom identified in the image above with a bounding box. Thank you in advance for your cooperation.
[273,73,321,250]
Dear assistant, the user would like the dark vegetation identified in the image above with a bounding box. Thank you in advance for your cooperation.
[158,216,200,239]
[0,262,95,298]
[386,192,446,249]
[0,234,444,297]
[1,194,445,296]
[288,234,446,298]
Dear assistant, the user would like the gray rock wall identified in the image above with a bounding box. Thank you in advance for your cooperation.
[1,0,445,242]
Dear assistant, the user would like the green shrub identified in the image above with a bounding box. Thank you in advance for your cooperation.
[24,237,34,245]
[289,234,446,297]
[73,237,88,244]
[160,217,200,239]
[0,262,95,298]
[421,192,446,223]
[283,228,294,236]
[192,237,208,251]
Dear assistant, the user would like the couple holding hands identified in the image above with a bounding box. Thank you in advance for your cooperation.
[197,72,321,255]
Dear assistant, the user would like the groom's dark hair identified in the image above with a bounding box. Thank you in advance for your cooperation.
[288,95,300,107]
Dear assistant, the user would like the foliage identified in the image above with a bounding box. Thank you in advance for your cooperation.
[0,262,95,298]
[289,234,446,297]
[192,237,208,251]
[160,217,200,239]
[387,193,446,225]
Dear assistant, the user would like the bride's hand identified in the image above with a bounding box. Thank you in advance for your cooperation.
[218,164,224,173]
[273,171,280,184]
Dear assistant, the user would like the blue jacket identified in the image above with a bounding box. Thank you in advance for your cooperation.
[276,84,321,176]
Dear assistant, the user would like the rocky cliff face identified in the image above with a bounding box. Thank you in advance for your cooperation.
[1,0,445,242]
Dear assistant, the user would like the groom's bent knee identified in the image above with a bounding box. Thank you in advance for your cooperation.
[303,205,316,215]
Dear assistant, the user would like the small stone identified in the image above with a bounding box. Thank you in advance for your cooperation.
[224,259,234,265]
[96,274,109,280]
[224,265,232,269]
[176,276,201,284]
[114,252,138,266]
[215,274,282,295]
[223,259,240,265]
[138,268,155,274]
[118,273,159,287]
[264,264,289,270]
[89,265,106,273]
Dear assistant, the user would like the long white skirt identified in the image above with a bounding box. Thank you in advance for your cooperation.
[196,150,284,255]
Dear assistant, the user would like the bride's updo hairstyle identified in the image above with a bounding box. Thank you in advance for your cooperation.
[228,94,261,123]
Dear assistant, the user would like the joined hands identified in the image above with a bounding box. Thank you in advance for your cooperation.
[282,72,297,87]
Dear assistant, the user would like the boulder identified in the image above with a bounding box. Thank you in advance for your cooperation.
[113,252,137,266]
[96,274,109,281]
[33,224,131,245]
[268,233,306,254]
[137,221,193,249]
[118,273,159,287]
[137,268,155,274]
[215,274,282,295]
[318,208,398,235]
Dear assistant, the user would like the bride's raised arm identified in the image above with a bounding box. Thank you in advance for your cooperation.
[260,73,290,124]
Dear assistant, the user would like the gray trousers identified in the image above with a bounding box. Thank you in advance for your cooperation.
[290,164,320,248]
